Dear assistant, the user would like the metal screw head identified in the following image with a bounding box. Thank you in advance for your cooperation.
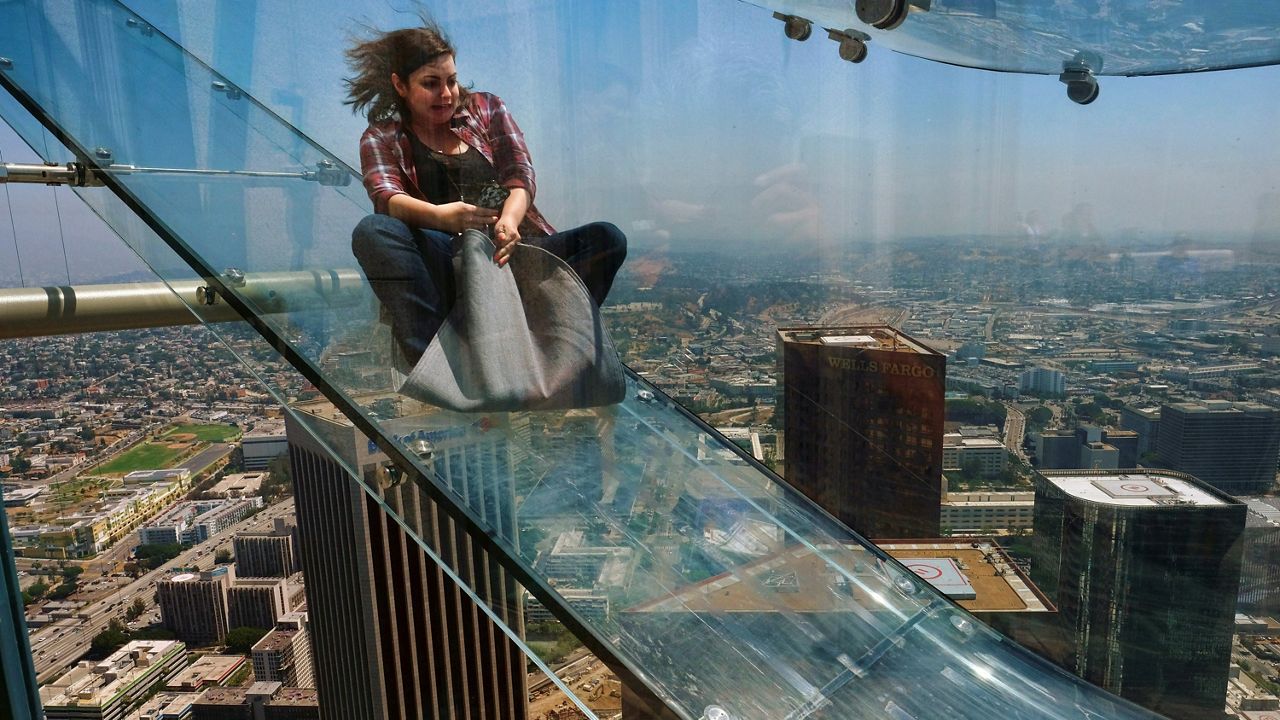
[0,57,13,70]
[221,268,246,287]
[407,438,434,461]
[894,574,920,595]
[94,147,113,160]
[704,707,733,720]
[950,613,975,636]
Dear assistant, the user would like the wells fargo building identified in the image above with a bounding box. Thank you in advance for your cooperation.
[777,326,946,539]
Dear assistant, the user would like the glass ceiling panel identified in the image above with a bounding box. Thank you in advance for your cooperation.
[754,0,1280,76]
[0,0,1174,717]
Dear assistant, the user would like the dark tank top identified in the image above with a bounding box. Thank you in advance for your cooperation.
[408,132,545,237]
[408,132,500,206]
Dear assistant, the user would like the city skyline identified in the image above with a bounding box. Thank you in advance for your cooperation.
[2,2,1279,718]
[3,0,1280,290]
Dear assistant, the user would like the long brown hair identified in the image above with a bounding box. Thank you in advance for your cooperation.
[344,22,468,123]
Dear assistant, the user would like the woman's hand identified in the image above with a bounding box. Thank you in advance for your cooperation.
[435,201,499,235]
[493,216,522,267]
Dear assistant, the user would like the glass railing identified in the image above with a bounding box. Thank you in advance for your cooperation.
[3,1,1276,719]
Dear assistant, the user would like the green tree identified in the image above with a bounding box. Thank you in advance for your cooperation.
[1025,406,1053,432]
[125,597,147,622]
[46,582,78,600]
[90,619,130,658]
[25,581,49,601]
[225,626,269,654]
[214,548,233,564]
[134,543,184,570]
[260,455,293,500]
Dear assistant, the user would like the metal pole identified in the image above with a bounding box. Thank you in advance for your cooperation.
[1,160,351,187]
[0,269,366,339]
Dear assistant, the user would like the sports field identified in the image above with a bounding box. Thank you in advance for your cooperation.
[166,424,240,443]
[95,443,187,476]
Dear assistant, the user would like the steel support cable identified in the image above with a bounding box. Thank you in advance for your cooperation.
[50,187,71,284]
[0,144,26,287]
[41,126,72,284]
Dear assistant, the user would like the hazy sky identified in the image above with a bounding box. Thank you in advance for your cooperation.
[2,0,1279,287]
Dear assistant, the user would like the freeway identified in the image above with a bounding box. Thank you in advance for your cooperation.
[28,497,295,684]
[1002,403,1028,461]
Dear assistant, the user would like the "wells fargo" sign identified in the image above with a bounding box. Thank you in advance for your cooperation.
[827,356,937,378]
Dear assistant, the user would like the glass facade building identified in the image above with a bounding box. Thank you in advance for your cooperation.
[1031,470,1247,719]
[778,326,946,539]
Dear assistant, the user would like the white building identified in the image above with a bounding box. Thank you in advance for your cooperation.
[241,421,287,471]
[40,640,187,720]
[942,434,1008,479]
[941,492,1035,534]
[1019,367,1065,397]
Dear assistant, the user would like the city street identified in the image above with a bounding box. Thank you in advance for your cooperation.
[28,497,295,684]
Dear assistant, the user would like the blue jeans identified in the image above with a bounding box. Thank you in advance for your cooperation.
[352,214,627,365]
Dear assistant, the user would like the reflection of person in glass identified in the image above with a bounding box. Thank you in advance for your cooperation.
[346,24,627,366]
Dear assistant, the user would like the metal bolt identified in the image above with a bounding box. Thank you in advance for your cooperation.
[211,81,242,100]
[894,574,920,595]
[950,613,975,636]
[125,18,154,36]
[0,57,13,70]
[94,147,113,160]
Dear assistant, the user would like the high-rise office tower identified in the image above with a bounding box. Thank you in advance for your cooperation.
[286,398,526,720]
[252,625,315,688]
[155,567,234,646]
[1030,469,1246,720]
[227,578,289,631]
[1157,400,1280,495]
[1239,497,1280,618]
[1,491,41,720]
[234,518,299,578]
[1119,405,1161,457]
[1019,366,1066,397]
[777,326,946,538]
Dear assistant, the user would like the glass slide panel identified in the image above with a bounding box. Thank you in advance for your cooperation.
[749,0,1280,76]
[0,1,1180,718]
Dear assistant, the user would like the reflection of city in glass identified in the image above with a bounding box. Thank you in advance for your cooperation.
[1,1,1278,719]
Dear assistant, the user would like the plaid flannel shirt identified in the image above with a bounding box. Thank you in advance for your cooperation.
[358,91,555,236]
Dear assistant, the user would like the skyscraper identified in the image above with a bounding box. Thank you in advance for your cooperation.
[234,518,299,578]
[1019,367,1066,396]
[155,567,234,646]
[777,326,946,538]
[1,489,41,720]
[1157,400,1280,495]
[227,578,289,632]
[1030,469,1246,720]
[286,398,526,720]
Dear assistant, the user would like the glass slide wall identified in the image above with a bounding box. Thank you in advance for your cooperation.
[2,1,1277,719]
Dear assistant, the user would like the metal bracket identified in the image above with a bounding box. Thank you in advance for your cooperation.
[124,18,155,37]
[211,81,243,100]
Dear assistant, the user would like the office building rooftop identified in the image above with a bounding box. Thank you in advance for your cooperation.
[778,325,941,356]
[879,541,1052,613]
[1044,471,1227,507]
[40,640,185,708]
